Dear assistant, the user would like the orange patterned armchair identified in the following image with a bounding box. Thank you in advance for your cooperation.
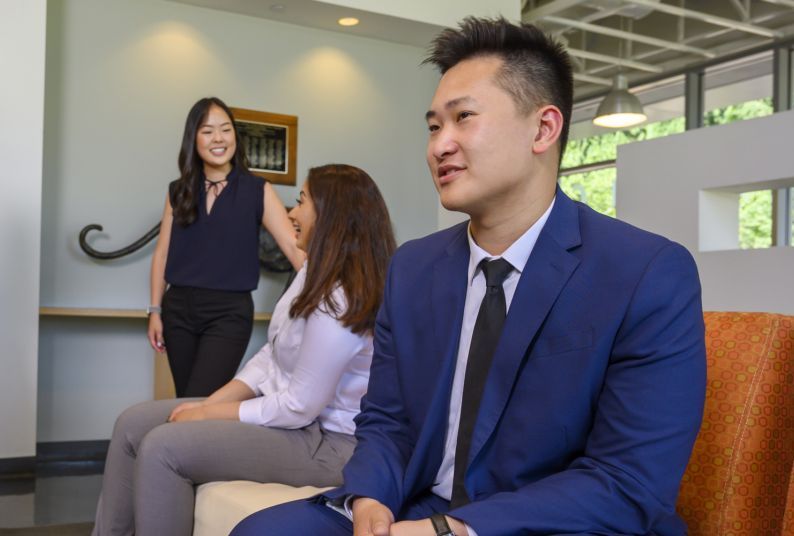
[677,312,794,535]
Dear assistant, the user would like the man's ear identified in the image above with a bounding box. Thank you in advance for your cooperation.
[531,105,564,156]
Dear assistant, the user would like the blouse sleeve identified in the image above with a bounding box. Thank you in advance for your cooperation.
[233,343,273,396]
[238,301,366,428]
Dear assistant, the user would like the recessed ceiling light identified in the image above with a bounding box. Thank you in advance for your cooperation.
[338,17,360,27]
[270,4,285,12]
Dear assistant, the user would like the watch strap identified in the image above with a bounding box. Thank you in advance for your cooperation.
[429,513,455,536]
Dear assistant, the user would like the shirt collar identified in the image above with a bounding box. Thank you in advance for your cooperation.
[466,195,556,286]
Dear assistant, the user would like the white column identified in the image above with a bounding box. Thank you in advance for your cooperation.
[0,0,47,459]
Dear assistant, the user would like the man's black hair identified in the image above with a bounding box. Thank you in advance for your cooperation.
[424,17,574,163]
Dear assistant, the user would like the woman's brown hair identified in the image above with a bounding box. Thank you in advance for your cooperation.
[289,164,396,335]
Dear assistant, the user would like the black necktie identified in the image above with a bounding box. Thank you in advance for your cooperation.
[450,258,514,508]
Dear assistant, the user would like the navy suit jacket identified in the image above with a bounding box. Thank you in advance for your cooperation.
[331,190,706,535]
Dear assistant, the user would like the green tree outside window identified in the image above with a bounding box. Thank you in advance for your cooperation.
[560,168,616,218]
[739,190,772,249]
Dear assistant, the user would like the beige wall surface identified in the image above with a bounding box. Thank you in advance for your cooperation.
[617,110,794,315]
[39,0,440,441]
[0,0,46,459]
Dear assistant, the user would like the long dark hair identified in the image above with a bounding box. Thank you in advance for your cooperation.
[171,97,249,226]
[289,164,396,335]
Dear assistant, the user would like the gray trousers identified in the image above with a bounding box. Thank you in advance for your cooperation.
[92,398,356,536]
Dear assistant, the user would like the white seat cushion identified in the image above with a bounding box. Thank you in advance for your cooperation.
[193,481,332,536]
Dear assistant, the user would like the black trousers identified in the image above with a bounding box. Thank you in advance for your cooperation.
[161,286,254,397]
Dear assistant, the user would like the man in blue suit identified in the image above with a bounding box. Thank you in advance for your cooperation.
[232,17,706,536]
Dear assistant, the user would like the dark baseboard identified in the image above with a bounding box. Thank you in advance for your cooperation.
[0,440,109,479]
[35,440,108,477]
[36,440,109,463]
[0,457,35,478]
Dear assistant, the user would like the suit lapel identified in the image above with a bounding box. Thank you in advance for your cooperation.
[430,225,470,369]
[404,224,470,491]
[468,190,582,466]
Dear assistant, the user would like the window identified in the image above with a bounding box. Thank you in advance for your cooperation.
[564,79,685,217]
[704,97,782,249]
[704,97,773,127]
[738,189,772,249]
[568,48,789,249]
[701,185,792,252]
[563,116,685,168]
[704,51,773,127]
[788,187,794,246]
[562,114,685,217]
[560,168,616,218]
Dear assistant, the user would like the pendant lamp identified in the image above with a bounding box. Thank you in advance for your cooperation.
[593,74,647,128]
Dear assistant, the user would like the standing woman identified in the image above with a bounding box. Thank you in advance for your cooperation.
[147,97,304,397]
[92,164,396,536]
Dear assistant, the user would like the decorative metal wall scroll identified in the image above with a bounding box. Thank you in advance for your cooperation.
[78,223,292,273]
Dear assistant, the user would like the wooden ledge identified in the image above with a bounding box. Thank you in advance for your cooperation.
[39,307,272,322]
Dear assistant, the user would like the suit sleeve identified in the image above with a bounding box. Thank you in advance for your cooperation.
[452,242,707,535]
[331,258,416,515]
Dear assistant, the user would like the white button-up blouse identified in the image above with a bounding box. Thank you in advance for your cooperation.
[235,264,373,435]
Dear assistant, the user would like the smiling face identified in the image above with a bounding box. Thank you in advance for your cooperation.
[426,56,541,219]
[195,104,236,176]
[288,182,317,252]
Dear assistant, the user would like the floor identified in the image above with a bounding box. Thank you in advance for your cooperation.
[0,462,102,529]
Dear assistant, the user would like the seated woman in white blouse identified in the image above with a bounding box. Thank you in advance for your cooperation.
[92,164,396,536]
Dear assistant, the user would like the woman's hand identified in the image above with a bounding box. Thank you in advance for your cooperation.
[168,400,242,422]
[168,401,205,422]
[148,195,171,352]
[169,405,207,423]
[147,314,165,352]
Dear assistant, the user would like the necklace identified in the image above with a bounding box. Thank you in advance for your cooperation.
[205,177,228,196]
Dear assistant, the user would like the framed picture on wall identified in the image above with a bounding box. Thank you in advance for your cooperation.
[231,107,298,186]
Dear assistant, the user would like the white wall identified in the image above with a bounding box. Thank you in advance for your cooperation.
[618,110,794,315]
[0,0,46,460]
[39,0,439,441]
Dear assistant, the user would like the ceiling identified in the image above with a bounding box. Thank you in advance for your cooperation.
[171,0,794,101]
[168,0,443,49]
[524,0,794,100]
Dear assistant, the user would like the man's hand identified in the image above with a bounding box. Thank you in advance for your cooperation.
[389,516,469,536]
[387,519,433,535]
[352,497,395,536]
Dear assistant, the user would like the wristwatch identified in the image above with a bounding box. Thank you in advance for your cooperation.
[146,305,162,315]
[430,513,456,536]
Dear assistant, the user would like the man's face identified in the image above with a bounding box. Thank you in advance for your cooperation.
[426,56,538,217]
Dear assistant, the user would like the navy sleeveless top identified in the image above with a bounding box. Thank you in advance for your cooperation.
[165,166,265,292]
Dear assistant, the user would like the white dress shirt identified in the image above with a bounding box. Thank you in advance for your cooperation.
[234,263,373,435]
[432,197,556,501]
